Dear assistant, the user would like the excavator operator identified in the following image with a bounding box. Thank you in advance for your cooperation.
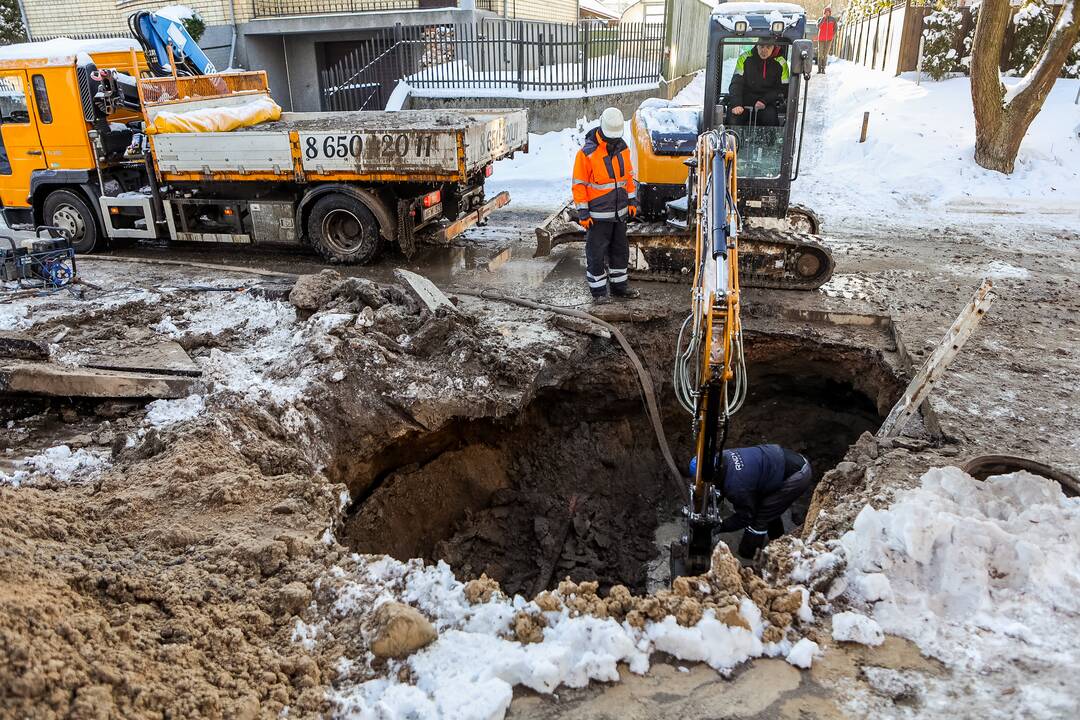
[728,39,790,127]
[690,444,812,559]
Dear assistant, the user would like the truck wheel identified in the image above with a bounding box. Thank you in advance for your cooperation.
[43,189,98,254]
[306,193,381,265]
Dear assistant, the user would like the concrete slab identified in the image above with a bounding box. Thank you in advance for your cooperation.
[0,363,199,399]
[82,340,202,378]
[394,268,457,314]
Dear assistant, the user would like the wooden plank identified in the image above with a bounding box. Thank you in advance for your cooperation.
[878,279,995,438]
[82,340,202,378]
[0,363,199,399]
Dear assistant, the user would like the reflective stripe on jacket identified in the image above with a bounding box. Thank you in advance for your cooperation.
[572,126,638,223]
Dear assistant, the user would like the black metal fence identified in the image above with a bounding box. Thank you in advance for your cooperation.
[320,20,666,111]
[252,0,456,18]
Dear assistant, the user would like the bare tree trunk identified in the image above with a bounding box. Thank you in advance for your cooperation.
[970,0,1080,173]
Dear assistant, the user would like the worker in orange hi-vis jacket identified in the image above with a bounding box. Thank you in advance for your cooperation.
[572,107,641,305]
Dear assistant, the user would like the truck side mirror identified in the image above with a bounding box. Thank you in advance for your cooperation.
[790,39,813,78]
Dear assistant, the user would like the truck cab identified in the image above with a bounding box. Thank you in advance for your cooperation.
[0,44,146,251]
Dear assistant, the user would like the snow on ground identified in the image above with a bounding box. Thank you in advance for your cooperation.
[309,555,814,719]
[0,445,109,488]
[836,466,1080,718]
[487,121,592,211]
[152,290,320,407]
[794,61,1080,232]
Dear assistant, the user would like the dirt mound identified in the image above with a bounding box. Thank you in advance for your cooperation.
[0,272,590,719]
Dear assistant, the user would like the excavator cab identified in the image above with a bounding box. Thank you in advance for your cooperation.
[702,8,815,230]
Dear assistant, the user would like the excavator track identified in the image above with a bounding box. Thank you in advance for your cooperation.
[536,204,835,290]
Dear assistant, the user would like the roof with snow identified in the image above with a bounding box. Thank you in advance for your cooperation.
[712,2,806,16]
[579,0,621,19]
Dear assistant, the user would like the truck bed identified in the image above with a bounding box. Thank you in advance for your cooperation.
[151,108,529,182]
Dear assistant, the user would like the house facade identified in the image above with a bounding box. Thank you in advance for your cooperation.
[17,0,583,110]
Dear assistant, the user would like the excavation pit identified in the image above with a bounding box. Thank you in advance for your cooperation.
[339,319,905,596]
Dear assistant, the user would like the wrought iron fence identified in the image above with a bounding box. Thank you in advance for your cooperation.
[252,0,456,18]
[320,20,666,111]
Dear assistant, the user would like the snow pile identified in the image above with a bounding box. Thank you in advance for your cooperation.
[794,61,1080,231]
[487,122,594,210]
[636,100,702,135]
[311,549,819,719]
[839,467,1080,717]
[831,611,884,646]
[153,292,315,406]
[0,445,109,488]
[144,394,206,428]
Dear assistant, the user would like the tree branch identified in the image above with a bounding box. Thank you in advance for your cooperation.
[1007,0,1080,112]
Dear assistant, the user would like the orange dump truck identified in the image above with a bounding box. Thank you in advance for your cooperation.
[0,42,528,263]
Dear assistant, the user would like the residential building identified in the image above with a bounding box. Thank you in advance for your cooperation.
[17,0,583,110]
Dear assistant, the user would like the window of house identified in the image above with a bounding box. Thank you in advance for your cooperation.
[32,75,52,124]
[0,74,30,124]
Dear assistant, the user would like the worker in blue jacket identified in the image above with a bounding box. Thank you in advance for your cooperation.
[690,444,813,559]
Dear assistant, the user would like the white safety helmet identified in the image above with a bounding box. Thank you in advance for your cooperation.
[600,107,625,138]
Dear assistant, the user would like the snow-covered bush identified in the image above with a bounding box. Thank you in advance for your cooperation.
[960,1,980,73]
[1065,39,1080,79]
[921,3,964,81]
[1007,0,1055,75]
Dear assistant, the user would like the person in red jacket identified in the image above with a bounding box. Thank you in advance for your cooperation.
[817,6,838,74]
[572,107,641,304]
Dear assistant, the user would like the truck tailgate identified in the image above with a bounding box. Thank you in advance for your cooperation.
[463,110,529,173]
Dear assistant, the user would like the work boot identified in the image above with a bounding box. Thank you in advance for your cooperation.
[612,286,641,299]
[592,294,611,306]
[737,527,768,559]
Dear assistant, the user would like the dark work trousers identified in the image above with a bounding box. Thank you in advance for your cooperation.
[754,457,813,528]
[730,104,780,127]
[585,220,630,297]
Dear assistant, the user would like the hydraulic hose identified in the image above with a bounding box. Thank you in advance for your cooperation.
[454,287,687,502]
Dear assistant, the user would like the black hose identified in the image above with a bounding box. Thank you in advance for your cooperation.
[454,287,687,502]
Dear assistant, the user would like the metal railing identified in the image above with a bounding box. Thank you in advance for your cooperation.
[320,20,665,111]
[252,0,456,18]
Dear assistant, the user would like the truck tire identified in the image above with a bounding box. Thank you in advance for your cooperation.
[43,189,98,254]
[306,193,381,265]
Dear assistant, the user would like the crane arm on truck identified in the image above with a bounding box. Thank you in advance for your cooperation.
[128,10,217,77]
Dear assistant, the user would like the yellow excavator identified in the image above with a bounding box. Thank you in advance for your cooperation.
[536,4,833,291]
[663,5,823,575]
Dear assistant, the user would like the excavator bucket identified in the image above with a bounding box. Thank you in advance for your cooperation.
[535,201,836,291]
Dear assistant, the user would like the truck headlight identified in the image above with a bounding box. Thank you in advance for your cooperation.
[734,20,748,33]
[771,20,785,33]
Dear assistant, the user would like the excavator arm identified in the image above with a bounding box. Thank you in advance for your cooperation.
[672,129,747,577]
